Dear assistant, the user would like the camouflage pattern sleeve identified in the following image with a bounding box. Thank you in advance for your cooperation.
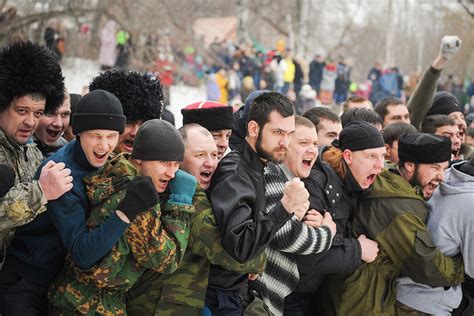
[126,200,194,274]
[190,188,267,274]
[0,180,47,231]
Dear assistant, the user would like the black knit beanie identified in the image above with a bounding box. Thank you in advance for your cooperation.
[131,119,184,161]
[0,164,15,197]
[398,133,451,163]
[332,121,384,151]
[72,89,126,135]
[425,91,462,117]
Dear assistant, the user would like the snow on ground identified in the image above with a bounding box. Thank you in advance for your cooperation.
[61,57,206,128]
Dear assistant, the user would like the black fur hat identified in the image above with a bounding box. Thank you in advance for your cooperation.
[89,70,164,123]
[0,41,65,113]
[399,133,451,164]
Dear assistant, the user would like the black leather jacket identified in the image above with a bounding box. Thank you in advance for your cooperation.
[296,155,363,293]
[207,141,291,290]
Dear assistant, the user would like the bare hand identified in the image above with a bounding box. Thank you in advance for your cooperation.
[358,234,379,263]
[322,212,337,238]
[281,178,310,221]
[39,161,73,201]
[248,274,259,281]
[303,209,323,228]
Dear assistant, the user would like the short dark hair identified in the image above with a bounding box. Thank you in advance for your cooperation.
[383,122,417,146]
[342,95,372,112]
[340,107,382,128]
[247,92,294,129]
[420,114,455,134]
[374,97,405,120]
[303,106,340,131]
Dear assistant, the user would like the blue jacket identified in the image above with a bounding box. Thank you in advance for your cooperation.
[4,140,129,286]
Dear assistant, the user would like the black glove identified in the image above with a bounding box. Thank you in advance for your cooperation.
[0,164,15,197]
[117,176,159,222]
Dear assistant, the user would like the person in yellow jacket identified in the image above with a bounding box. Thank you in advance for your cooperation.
[215,68,229,105]
[282,50,295,95]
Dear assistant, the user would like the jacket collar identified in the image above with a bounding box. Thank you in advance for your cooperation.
[279,163,294,181]
[343,164,365,194]
[241,140,265,173]
[0,128,24,152]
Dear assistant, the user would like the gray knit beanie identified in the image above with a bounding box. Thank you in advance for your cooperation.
[131,119,184,161]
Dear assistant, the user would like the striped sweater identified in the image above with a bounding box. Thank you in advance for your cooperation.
[251,163,333,316]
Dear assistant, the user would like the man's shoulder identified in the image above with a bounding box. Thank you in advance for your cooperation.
[213,151,246,180]
[365,169,422,201]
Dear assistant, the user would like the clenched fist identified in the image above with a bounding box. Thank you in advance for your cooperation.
[39,161,73,201]
[439,35,462,60]
[281,178,310,221]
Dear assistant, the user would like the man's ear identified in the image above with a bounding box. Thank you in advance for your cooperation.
[384,144,391,158]
[342,149,353,165]
[404,162,415,172]
[247,120,259,138]
[404,161,415,174]
[131,159,142,173]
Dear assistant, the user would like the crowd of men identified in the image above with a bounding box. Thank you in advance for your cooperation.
[0,35,472,316]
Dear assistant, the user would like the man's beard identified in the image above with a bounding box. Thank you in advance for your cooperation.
[408,164,421,187]
[255,131,287,164]
[407,164,431,200]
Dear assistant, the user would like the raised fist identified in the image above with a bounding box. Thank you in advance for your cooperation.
[439,35,462,60]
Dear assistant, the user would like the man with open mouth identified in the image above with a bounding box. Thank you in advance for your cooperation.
[0,41,73,316]
[292,121,384,313]
[89,69,164,155]
[250,115,336,316]
[125,123,266,315]
[181,101,234,160]
[48,119,197,315]
[1,89,142,315]
[32,89,71,158]
[319,133,465,315]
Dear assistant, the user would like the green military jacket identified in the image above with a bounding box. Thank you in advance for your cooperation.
[0,129,47,268]
[320,169,465,316]
[126,185,267,316]
[49,153,194,315]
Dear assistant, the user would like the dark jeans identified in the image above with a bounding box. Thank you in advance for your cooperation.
[205,287,243,316]
[0,277,48,315]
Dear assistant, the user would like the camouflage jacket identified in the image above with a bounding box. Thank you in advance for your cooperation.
[0,130,47,268]
[49,153,194,315]
[126,185,267,316]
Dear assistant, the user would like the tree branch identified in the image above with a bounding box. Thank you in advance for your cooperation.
[457,0,474,18]
[6,7,97,34]
[247,2,289,36]
[327,0,362,59]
